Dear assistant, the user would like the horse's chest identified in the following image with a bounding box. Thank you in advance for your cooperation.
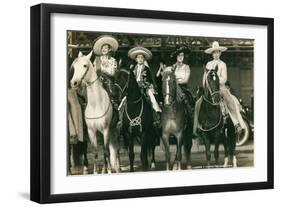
[163,119,178,131]
[84,108,112,131]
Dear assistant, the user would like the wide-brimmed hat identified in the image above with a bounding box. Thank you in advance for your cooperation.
[170,45,191,59]
[204,41,227,54]
[128,46,152,60]
[93,35,119,55]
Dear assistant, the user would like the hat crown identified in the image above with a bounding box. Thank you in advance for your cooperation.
[212,41,220,48]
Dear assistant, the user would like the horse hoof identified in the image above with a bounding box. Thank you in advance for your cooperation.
[233,156,238,168]
[151,162,156,169]
[102,167,107,174]
[107,169,112,174]
[187,165,192,170]
[83,166,88,175]
[223,157,229,168]
[166,164,170,171]
[172,163,178,170]
[177,163,182,170]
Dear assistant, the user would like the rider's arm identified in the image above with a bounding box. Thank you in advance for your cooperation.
[143,67,157,93]
[218,62,227,85]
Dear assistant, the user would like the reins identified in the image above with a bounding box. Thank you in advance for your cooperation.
[125,98,144,132]
[199,70,222,131]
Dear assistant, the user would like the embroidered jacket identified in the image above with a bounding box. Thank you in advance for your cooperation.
[93,56,117,77]
[132,63,155,94]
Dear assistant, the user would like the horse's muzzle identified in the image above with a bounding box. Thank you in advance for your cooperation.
[71,79,81,89]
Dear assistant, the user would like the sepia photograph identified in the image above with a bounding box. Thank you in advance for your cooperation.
[67,31,254,175]
[30,3,273,203]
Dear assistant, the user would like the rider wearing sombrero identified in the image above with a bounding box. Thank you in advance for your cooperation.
[193,41,245,136]
[128,46,162,125]
[92,35,120,109]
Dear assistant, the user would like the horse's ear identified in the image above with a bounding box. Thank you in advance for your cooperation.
[78,51,83,58]
[86,51,93,59]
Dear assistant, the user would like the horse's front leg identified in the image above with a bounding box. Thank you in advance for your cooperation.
[184,134,193,169]
[109,129,121,173]
[82,141,89,174]
[174,131,183,170]
[214,131,221,167]
[231,129,238,168]
[70,144,75,174]
[161,133,170,171]
[103,129,112,174]
[223,127,230,168]
[140,142,149,171]
[150,144,156,170]
[88,128,98,174]
[202,133,211,167]
[127,133,135,172]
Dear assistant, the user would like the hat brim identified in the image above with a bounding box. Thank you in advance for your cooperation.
[93,36,119,55]
[128,47,152,60]
[204,46,227,54]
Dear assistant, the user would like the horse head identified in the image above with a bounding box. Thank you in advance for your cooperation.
[70,51,94,89]
[162,68,177,106]
[204,68,220,105]
[114,68,130,101]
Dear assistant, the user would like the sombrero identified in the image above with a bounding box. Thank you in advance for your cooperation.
[170,45,191,59]
[93,35,119,55]
[128,46,152,60]
[204,41,227,54]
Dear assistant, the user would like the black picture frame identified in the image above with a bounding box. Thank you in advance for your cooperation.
[30,3,274,204]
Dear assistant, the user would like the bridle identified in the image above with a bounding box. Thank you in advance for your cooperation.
[203,70,221,106]
[114,69,130,100]
[199,69,222,132]
[72,60,100,88]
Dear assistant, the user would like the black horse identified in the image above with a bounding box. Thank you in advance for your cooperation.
[197,69,225,167]
[115,69,156,172]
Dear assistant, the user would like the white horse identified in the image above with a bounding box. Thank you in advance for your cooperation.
[70,51,120,174]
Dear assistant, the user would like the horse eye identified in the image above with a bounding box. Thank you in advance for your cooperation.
[83,64,87,68]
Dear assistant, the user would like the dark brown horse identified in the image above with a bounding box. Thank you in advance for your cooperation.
[161,70,193,170]
[197,68,237,167]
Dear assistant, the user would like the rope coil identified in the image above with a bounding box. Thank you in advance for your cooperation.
[125,98,144,132]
